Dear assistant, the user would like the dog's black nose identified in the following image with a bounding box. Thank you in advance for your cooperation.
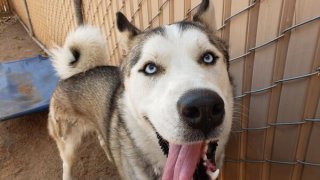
[177,89,225,136]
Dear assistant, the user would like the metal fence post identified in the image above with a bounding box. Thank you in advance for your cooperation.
[22,0,34,36]
[73,0,83,25]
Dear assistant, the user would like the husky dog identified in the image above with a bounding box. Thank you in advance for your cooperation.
[48,0,233,179]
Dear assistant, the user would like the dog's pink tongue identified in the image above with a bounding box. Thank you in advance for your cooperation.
[162,142,202,180]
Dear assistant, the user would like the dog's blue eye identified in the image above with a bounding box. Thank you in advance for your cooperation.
[144,63,158,75]
[202,52,216,64]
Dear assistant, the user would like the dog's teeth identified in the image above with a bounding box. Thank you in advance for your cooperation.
[207,169,220,180]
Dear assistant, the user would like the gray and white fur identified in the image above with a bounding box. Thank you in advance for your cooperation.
[48,0,233,179]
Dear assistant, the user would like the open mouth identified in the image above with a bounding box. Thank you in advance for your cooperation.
[157,134,219,180]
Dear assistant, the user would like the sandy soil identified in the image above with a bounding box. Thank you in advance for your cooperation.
[0,14,119,180]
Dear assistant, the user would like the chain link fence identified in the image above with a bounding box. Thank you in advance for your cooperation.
[6,0,320,179]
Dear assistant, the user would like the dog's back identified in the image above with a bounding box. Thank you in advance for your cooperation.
[47,26,120,180]
[48,66,120,142]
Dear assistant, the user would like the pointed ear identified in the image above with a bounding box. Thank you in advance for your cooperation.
[116,12,141,52]
[193,0,217,32]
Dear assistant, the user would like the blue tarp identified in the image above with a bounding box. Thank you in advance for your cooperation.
[0,55,58,121]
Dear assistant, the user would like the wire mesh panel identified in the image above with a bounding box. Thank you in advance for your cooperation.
[269,1,319,179]
[0,0,9,13]
[46,0,78,46]
[25,0,77,47]
[23,0,48,45]
[8,0,320,179]
[218,0,320,180]
[82,0,122,65]
[8,0,31,30]
[81,0,224,65]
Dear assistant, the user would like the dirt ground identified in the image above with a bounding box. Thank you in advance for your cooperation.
[0,15,119,180]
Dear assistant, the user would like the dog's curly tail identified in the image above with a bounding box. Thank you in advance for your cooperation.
[50,26,108,79]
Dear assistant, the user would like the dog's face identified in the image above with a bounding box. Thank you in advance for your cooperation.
[117,0,233,179]
[121,23,233,142]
